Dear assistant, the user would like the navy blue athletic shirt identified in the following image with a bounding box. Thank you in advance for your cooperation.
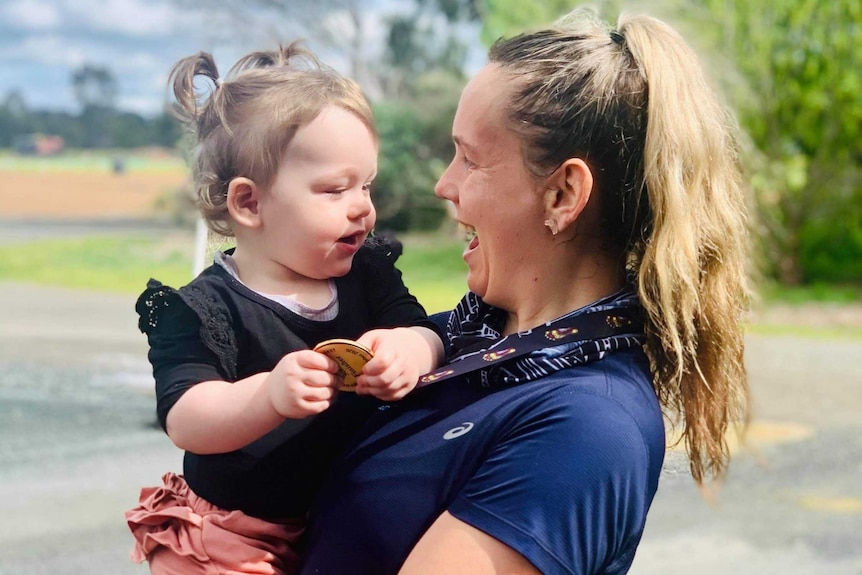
[299,345,665,574]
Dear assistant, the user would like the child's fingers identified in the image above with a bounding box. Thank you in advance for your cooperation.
[293,395,334,417]
[299,384,337,403]
[294,349,341,373]
[360,350,393,376]
[358,377,413,401]
[356,368,413,395]
[357,362,403,388]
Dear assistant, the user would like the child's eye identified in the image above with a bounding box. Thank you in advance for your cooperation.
[362,182,373,193]
[325,189,346,195]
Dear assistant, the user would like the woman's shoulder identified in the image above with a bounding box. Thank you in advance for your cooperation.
[509,349,663,446]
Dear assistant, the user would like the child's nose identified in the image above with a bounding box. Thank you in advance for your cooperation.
[349,193,373,219]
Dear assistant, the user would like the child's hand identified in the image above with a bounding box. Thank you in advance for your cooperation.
[356,327,442,401]
[266,350,340,419]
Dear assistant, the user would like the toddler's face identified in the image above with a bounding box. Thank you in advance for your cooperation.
[258,105,378,281]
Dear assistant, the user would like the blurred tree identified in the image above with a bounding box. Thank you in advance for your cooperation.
[0,91,29,146]
[71,64,119,147]
[148,111,184,149]
[71,65,118,111]
[681,0,862,284]
[379,0,471,98]
[109,112,149,148]
[477,0,575,44]
[373,70,463,231]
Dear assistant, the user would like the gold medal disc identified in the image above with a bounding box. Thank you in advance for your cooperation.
[313,339,374,392]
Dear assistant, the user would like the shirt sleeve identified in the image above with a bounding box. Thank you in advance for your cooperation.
[447,391,657,575]
[355,241,441,337]
[135,282,228,430]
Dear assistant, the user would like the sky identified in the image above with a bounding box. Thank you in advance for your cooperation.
[0,0,423,117]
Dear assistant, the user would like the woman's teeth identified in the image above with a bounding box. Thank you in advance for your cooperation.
[459,223,477,242]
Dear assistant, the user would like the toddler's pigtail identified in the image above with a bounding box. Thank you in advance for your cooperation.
[168,52,221,134]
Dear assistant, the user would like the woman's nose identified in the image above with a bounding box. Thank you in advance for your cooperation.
[434,163,457,202]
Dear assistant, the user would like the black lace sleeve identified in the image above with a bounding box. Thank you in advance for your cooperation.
[135,279,237,430]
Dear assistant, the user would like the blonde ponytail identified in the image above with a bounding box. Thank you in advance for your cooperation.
[620,14,750,482]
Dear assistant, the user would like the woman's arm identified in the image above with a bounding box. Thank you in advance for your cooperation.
[399,512,540,575]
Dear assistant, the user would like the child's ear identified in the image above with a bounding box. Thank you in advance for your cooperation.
[226,177,262,229]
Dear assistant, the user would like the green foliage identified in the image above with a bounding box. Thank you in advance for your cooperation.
[798,193,862,283]
[479,0,574,44]
[680,0,862,285]
[373,71,463,232]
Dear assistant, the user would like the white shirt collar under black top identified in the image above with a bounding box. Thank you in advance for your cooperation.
[214,251,339,322]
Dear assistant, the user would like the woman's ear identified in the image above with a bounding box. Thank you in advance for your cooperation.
[543,158,594,234]
[226,177,263,229]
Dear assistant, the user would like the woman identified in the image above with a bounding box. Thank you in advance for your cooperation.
[299,7,749,574]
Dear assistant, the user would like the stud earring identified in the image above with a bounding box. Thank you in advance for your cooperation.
[544,219,558,236]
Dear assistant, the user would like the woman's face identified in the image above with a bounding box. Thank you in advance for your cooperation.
[435,64,547,309]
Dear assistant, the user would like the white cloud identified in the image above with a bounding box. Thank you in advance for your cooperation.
[57,0,199,37]
[2,0,62,30]
[0,34,89,67]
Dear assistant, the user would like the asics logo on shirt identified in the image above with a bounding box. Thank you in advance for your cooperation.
[443,422,474,440]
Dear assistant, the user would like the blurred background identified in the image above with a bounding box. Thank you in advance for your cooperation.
[0,0,859,574]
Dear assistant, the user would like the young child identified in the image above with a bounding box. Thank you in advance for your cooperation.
[125,43,443,575]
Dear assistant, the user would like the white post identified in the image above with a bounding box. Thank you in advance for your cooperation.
[192,218,208,278]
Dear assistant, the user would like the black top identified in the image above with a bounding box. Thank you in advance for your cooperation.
[135,242,436,518]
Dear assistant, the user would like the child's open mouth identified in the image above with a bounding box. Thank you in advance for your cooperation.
[337,232,365,247]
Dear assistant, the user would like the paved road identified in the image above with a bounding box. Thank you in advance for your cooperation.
[0,275,860,574]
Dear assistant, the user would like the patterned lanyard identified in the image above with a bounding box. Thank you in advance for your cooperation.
[418,304,643,386]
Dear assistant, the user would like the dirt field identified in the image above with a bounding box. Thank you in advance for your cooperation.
[0,170,188,219]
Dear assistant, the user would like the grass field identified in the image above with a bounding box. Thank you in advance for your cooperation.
[0,149,187,173]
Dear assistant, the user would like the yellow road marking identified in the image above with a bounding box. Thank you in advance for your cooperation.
[798,496,862,514]
[666,420,814,452]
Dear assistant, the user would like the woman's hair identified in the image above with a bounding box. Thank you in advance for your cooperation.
[168,42,375,236]
[489,8,750,483]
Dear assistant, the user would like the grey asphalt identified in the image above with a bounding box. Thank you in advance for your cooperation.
[0,227,860,574]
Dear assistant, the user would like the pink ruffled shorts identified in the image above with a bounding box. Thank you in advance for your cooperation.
[125,472,304,575]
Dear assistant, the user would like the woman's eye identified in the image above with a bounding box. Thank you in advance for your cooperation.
[463,156,477,169]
